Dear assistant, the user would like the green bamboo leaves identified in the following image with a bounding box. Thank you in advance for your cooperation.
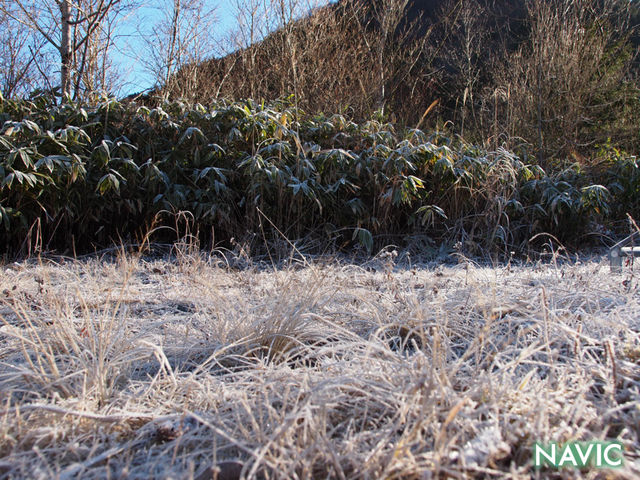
[0,93,634,255]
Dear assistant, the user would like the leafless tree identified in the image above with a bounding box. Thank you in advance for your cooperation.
[0,0,131,100]
[0,1,49,97]
[137,0,218,101]
[229,0,270,99]
[490,0,636,159]
[192,0,432,122]
[435,0,490,137]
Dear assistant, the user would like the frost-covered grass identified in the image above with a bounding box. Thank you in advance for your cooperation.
[0,250,639,479]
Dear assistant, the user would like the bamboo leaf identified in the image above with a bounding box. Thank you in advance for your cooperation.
[97,173,120,195]
[353,227,373,253]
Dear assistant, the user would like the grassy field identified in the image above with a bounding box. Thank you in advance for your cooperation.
[0,248,639,479]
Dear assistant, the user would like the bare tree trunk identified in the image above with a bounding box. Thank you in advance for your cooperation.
[59,0,72,98]
[163,0,181,99]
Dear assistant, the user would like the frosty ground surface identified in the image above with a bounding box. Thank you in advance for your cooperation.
[1,252,639,479]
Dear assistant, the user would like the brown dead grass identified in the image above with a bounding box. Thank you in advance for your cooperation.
[0,249,639,479]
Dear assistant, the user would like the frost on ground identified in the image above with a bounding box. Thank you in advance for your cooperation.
[0,251,639,479]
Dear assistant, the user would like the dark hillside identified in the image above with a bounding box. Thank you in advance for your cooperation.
[163,0,638,162]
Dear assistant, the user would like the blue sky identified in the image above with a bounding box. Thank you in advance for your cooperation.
[113,0,237,95]
[112,0,332,96]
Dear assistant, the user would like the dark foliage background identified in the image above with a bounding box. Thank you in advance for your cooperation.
[1,94,637,256]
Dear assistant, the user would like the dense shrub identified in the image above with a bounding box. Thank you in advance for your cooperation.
[0,94,634,256]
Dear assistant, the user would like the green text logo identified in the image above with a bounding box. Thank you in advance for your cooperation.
[533,442,624,469]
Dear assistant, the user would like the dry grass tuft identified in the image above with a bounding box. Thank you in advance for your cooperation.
[0,251,639,479]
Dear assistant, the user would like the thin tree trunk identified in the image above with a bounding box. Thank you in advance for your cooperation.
[536,66,543,163]
[59,0,72,98]
[164,0,181,99]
